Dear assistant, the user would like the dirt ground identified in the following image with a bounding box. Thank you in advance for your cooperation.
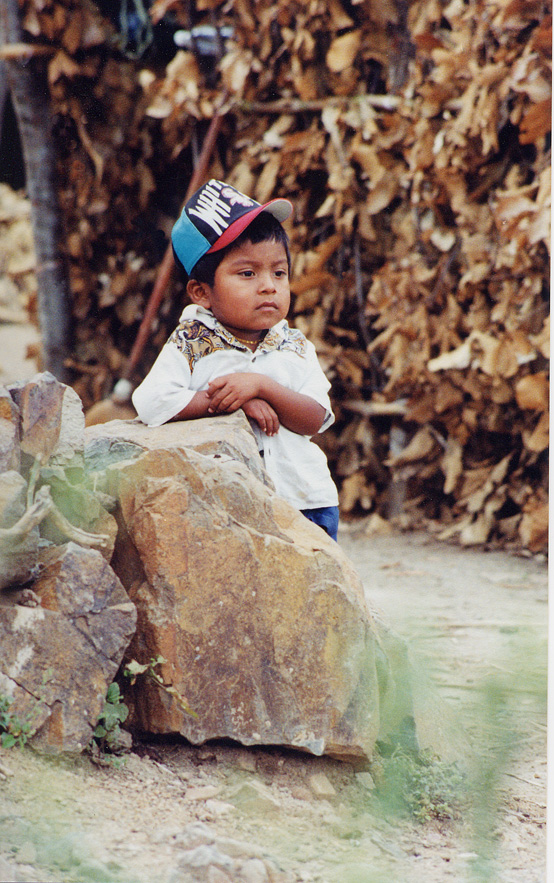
[0,527,547,883]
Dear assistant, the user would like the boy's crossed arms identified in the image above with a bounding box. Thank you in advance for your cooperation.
[171,371,326,438]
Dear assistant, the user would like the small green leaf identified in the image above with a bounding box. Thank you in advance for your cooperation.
[116,703,129,723]
[106,682,121,704]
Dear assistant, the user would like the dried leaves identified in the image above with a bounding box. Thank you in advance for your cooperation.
[0,185,37,324]
[17,0,550,552]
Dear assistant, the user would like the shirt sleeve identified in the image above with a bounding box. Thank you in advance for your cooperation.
[132,342,196,426]
[296,339,335,433]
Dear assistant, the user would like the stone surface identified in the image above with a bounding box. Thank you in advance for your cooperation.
[308,772,337,799]
[8,372,65,461]
[37,463,118,558]
[0,470,38,590]
[84,413,413,762]
[0,542,136,753]
[0,373,117,567]
[0,386,20,472]
[8,371,85,466]
[167,821,286,883]
[49,382,87,466]
[84,414,272,489]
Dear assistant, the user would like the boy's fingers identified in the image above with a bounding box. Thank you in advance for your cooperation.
[213,393,240,412]
[207,381,225,397]
[207,386,229,406]
[207,376,232,395]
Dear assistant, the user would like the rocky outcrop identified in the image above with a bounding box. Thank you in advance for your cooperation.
[85,416,420,762]
[0,373,118,591]
[0,543,136,753]
[1,372,449,763]
[0,373,135,753]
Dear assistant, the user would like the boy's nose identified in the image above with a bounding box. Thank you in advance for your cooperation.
[258,272,276,291]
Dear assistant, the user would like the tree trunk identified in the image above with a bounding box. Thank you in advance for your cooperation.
[0,1,72,382]
[0,61,8,147]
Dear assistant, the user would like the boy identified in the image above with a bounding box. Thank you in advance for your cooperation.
[132,179,339,540]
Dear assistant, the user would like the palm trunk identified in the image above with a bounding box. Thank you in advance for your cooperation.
[0,1,72,382]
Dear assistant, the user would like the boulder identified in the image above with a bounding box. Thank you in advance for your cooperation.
[0,542,136,753]
[0,374,118,577]
[8,371,66,462]
[84,414,414,762]
[0,470,39,590]
[8,371,85,465]
[0,374,137,755]
[0,386,20,472]
[84,414,272,489]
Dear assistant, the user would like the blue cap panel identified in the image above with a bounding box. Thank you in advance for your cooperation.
[171,211,212,275]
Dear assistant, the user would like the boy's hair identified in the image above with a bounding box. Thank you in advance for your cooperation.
[174,211,291,288]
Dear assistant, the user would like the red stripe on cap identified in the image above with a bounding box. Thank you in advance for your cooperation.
[207,199,292,254]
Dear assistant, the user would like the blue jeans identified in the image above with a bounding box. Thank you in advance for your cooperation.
[301,506,340,541]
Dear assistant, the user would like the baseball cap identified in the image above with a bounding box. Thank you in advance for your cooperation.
[171,179,293,275]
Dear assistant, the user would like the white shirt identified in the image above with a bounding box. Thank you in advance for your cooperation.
[132,305,339,510]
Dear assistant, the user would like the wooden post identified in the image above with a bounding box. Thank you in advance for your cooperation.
[0,1,72,382]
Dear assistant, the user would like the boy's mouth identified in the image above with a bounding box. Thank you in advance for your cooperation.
[257,301,278,310]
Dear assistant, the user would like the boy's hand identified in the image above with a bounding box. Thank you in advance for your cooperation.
[207,373,261,413]
[206,372,326,436]
[242,398,280,436]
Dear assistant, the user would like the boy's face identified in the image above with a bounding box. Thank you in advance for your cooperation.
[188,238,290,339]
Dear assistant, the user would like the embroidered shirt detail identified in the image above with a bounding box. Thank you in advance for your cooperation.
[169,320,228,371]
[261,325,308,357]
[169,317,308,370]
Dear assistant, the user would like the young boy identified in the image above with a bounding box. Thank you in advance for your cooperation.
[132,179,339,540]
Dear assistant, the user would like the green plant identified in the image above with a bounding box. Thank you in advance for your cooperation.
[124,655,197,717]
[375,746,466,822]
[92,682,129,754]
[0,694,32,749]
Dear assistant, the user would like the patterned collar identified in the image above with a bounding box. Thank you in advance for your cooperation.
[178,305,294,354]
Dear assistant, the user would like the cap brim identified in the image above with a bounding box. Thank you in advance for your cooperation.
[207,198,293,254]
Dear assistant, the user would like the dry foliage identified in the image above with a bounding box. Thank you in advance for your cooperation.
[0,184,37,323]
[15,0,550,552]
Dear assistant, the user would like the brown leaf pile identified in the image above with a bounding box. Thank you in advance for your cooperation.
[0,184,37,323]
[18,0,550,552]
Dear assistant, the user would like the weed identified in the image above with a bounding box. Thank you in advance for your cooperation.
[91,682,129,756]
[0,694,32,749]
[124,655,197,717]
[374,745,466,822]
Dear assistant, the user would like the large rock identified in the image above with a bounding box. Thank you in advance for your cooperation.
[0,543,136,753]
[8,371,85,465]
[84,414,272,488]
[0,470,39,590]
[0,373,118,569]
[85,415,413,761]
[0,386,20,472]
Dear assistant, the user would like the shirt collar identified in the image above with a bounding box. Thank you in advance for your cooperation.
[179,304,289,352]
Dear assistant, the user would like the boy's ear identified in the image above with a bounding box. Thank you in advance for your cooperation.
[186,278,212,308]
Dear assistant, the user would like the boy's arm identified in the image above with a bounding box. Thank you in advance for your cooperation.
[168,390,212,421]
[206,373,326,436]
[169,389,281,437]
[132,344,199,426]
